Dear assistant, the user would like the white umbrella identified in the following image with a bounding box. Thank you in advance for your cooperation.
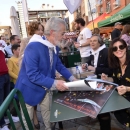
[10,6,20,36]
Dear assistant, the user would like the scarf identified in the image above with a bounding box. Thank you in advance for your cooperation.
[29,34,57,54]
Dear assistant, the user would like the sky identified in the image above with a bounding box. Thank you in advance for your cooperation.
[0,0,67,26]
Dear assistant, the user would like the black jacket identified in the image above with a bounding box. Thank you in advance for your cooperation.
[88,48,112,77]
[111,28,121,40]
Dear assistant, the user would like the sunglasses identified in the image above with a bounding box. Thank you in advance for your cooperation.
[112,44,126,52]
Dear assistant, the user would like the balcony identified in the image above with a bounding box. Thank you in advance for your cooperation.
[106,7,111,13]
[97,0,103,6]
[113,0,120,9]
[39,12,62,18]
[99,12,103,16]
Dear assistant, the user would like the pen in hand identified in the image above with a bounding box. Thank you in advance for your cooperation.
[99,73,108,81]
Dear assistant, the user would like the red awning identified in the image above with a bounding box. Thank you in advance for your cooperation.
[87,13,110,30]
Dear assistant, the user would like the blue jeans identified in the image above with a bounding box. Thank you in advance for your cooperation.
[0,74,10,127]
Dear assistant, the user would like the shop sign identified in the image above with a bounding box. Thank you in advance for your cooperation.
[110,14,123,23]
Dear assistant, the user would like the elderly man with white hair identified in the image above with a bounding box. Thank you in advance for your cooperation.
[15,17,76,130]
[82,34,112,78]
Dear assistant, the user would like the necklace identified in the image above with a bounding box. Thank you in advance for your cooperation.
[121,64,126,69]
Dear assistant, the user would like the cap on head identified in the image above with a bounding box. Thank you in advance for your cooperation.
[114,22,122,26]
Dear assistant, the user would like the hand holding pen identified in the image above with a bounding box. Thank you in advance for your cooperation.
[101,73,108,81]
[82,63,88,70]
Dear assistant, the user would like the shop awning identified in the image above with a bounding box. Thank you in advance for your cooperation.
[98,4,130,28]
[86,13,110,30]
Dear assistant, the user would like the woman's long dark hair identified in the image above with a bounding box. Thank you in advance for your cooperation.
[108,38,129,68]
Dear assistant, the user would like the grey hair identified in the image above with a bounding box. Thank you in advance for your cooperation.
[91,34,104,46]
[44,17,66,35]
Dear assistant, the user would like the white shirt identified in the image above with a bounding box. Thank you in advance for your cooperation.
[77,28,92,57]
[91,44,106,67]
[4,44,13,57]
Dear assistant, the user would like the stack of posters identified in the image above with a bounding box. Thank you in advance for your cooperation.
[54,79,118,118]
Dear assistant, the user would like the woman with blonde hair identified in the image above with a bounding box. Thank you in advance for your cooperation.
[19,21,44,129]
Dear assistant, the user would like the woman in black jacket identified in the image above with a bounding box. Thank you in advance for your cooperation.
[82,34,112,77]
[100,38,130,130]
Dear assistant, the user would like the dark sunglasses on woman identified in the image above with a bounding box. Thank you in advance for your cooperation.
[112,44,126,52]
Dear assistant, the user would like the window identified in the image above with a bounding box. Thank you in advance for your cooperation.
[99,7,103,15]
[113,0,120,8]
[97,0,103,5]
[115,0,120,3]
[106,1,111,12]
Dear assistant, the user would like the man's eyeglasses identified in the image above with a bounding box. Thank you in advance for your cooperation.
[112,44,126,52]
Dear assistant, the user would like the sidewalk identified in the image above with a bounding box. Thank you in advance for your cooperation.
[14,109,123,130]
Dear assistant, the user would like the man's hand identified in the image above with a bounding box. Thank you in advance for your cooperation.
[72,77,78,81]
[82,63,88,70]
[82,64,86,69]
[88,66,95,72]
[117,85,127,95]
[74,42,80,48]
[56,80,69,91]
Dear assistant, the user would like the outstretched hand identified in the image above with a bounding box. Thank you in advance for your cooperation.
[56,80,69,91]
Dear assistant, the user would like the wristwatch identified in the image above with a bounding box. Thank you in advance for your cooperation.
[79,44,82,47]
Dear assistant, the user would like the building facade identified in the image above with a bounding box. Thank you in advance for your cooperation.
[17,1,28,38]
[72,0,89,30]
[17,2,68,37]
[28,8,68,27]
[87,0,97,22]
[72,0,130,26]
[126,0,130,4]
[96,0,126,17]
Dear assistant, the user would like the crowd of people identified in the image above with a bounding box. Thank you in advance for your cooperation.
[0,16,130,130]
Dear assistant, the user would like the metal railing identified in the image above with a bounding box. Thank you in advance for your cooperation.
[0,89,33,130]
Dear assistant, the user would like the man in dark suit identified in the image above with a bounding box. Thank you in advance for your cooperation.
[111,22,123,40]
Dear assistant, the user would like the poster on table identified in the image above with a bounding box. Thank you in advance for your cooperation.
[54,79,118,118]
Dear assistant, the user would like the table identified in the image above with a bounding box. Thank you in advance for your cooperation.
[50,90,130,122]
[56,66,94,80]
[68,66,94,79]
